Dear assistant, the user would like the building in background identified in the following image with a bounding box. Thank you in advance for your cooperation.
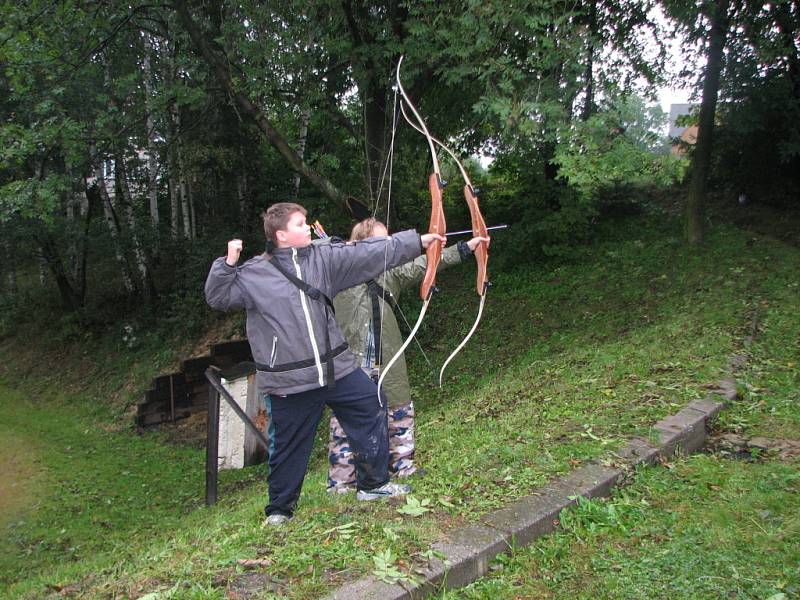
[669,103,698,155]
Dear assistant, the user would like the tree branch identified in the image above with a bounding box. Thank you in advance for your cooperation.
[174,0,352,213]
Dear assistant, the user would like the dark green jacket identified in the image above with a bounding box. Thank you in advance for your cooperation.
[333,243,470,407]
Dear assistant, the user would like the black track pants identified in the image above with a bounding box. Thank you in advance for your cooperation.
[263,368,389,516]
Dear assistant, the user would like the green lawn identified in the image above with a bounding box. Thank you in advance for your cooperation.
[440,212,800,599]
[1,206,798,599]
[440,455,800,599]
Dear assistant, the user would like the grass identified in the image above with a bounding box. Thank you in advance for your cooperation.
[439,455,800,599]
[0,201,798,599]
[437,206,800,599]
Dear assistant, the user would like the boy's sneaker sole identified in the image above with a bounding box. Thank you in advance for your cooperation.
[356,482,411,501]
[261,514,292,526]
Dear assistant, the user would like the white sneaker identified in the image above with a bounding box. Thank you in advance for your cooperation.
[326,485,356,495]
[356,481,411,501]
[262,513,292,526]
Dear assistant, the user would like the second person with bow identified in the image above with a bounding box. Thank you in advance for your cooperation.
[327,217,488,492]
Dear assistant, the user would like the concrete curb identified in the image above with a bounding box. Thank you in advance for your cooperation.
[324,397,724,600]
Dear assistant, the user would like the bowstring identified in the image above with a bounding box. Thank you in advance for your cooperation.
[376,87,399,373]
[373,97,397,219]
[377,85,432,375]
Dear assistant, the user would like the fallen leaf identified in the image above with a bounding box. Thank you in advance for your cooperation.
[237,558,272,569]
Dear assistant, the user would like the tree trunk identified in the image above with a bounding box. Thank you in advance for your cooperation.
[180,147,192,240]
[188,177,197,239]
[169,156,181,239]
[166,37,181,239]
[63,157,91,301]
[115,152,155,300]
[238,172,250,227]
[581,0,597,121]
[35,230,83,311]
[93,158,136,294]
[292,107,312,201]
[64,178,80,282]
[142,32,161,231]
[686,0,730,245]
[74,186,94,302]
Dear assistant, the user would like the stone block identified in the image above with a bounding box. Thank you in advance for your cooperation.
[617,437,661,467]
[563,463,625,499]
[688,397,724,421]
[324,577,409,600]
[480,488,567,547]
[218,372,267,469]
[653,406,708,455]
[714,378,739,401]
[429,525,509,589]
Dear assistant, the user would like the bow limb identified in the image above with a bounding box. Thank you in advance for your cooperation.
[395,56,446,298]
[422,173,446,299]
[377,292,432,402]
[441,180,490,386]
[437,184,490,386]
[437,292,486,386]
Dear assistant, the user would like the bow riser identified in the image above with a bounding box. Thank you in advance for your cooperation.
[463,185,489,296]
[421,173,446,300]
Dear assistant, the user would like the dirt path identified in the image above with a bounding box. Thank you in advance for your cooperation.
[0,428,42,528]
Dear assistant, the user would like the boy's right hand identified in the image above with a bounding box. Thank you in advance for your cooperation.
[226,239,243,266]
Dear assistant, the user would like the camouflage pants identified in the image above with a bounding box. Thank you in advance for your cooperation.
[327,401,416,493]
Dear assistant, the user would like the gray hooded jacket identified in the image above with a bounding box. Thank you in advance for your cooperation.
[204,230,422,396]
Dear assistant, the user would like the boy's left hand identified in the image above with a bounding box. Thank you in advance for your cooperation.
[467,236,490,251]
[420,233,446,249]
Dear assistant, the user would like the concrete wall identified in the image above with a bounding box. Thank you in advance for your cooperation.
[218,373,267,470]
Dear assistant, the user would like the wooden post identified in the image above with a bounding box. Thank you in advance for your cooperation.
[205,380,220,506]
[169,374,175,423]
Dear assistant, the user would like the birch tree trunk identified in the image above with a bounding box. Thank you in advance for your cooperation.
[237,172,249,227]
[115,152,154,299]
[169,101,192,240]
[94,159,135,294]
[292,107,311,200]
[166,36,181,240]
[179,140,192,240]
[142,32,161,231]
